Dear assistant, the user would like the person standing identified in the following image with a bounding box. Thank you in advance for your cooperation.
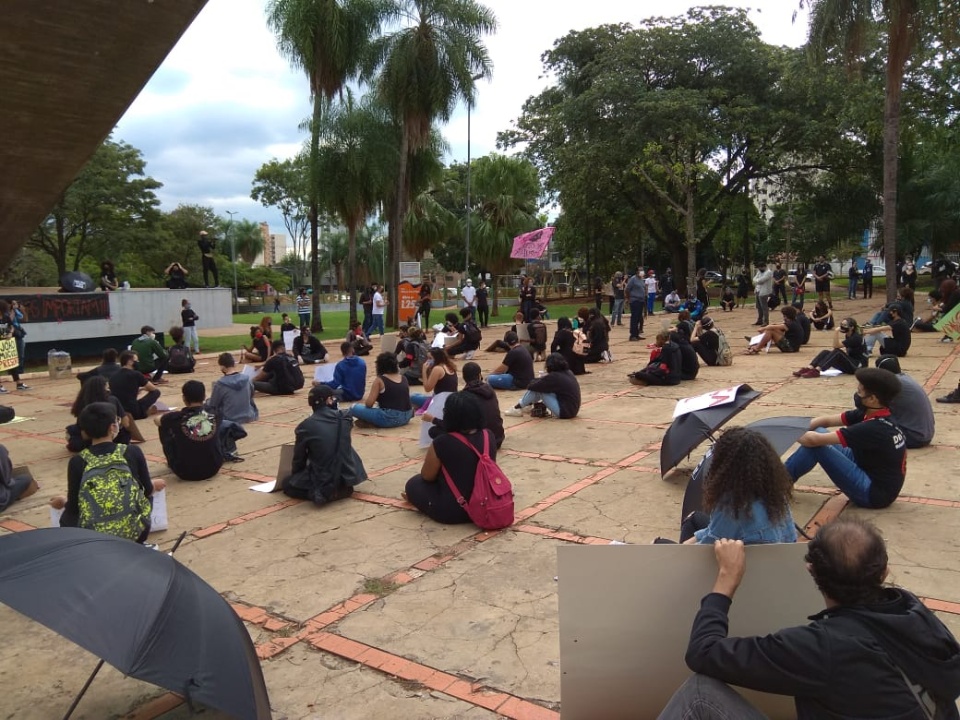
[611,272,626,326]
[198,231,218,287]
[772,263,788,307]
[371,285,387,337]
[475,280,490,328]
[461,278,476,312]
[519,276,537,321]
[360,284,375,336]
[418,281,432,328]
[626,267,646,341]
[847,261,859,300]
[645,270,659,315]
[900,255,918,290]
[752,262,773,327]
[180,299,200,354]
[296,288,311,330]
[3,300,29,391]
[813,254,832,308]
[862,258,874,299]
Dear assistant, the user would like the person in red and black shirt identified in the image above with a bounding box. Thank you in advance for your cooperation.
[784,368,907,508]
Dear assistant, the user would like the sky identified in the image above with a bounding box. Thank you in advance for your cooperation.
[114,0,811,245]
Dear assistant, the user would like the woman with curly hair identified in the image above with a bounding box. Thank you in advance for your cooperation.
[258,315,274,340]
[679,426,796,544]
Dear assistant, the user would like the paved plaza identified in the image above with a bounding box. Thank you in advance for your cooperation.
[1,296,959,719]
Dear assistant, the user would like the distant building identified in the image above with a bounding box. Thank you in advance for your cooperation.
[254,222,288,267]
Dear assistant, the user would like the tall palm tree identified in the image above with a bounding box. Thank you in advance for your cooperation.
[266,0,393,315]
[367,0,496,325]
[230,219,267,264]
[316,95,397,323]
[800,0,958,302]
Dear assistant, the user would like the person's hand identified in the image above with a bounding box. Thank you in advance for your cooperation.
[712,539,746,598]
[153,479,167,492]
[49,495,66,510]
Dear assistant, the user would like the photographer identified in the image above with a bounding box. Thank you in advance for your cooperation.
[198,230,219,287]
[165,262,189,290]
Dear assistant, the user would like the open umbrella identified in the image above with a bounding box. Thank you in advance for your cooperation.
[660,384,761,476]
[59,271,96,293]
[680,416,812,520]
[0,528,270,719]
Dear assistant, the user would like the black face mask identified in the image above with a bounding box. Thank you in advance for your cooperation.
[853,393,866,411]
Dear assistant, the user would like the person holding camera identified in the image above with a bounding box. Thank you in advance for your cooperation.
[165,262,189,289]
[793,317,867,378]
[198,231,219,287]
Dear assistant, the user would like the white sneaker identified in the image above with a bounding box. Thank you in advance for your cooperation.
[464,350,476,359]
[504,406,524,417]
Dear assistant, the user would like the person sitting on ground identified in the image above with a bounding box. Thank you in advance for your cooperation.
[682,296,705,321]
[527,310,548,361]
[487,332,535,390]
[550,316,587,376]
[794,317,868,378]
[293,325,328,365]
[745,305,803,355]
[628,331,682,387]
[810,300,835,331]
[347,352,413,428]
[675,309,695,339]
[447,308,482,358]
[720,284,736,312]
[258,315,274,341]
[690,316,722,367]
[425,362,504,448]
[663,289,683,313]
[110,350,162,420]
[863,303,912,357]
[281,385,368,504]
[0,444,39,512]
[66,376,132,451]
[154,380,224,480]
[347,320,373,356]
[317,342,367,402]
[574,306,591,330]
[411,347,458,409]
[404,392,497,524]
[784,368,907,508]
[206,351,259,437]
[279,313,297,333]
[77,348,122,385]
[676,427,796,545]
[485,311,526,353]
[165,326,196,374]
[871,355,935,449]
[582,308,611,363]
[253,339,304,395]
[131,325,168,383]
[794,304,813,344]
[671,328,699,381]
[505,353,581,419]
[50,402,163,543]
[241,325,271,364]
[913,279,959,342]
[660,518,960,719]
[399,327,430,385]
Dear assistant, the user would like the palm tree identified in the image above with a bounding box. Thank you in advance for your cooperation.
[800,0,958,302]
[367,0,497,325]
[230,219,266,264]
[316,95,397,323]
[266,0,393,317]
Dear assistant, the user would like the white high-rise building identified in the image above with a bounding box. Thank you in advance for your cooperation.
[254,222,289,267]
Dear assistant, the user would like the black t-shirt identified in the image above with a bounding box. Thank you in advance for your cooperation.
[838,409,907,507]
[773,269,787,285]
[697,330,720,365]
[252,336,269,360]
[813,262,831,285]
[159,406,223,481]
[110,368,148,415]
[181,307,198,327]
[843,332,868,368]
[883,318,912,357]
[783,319,804,351]
[503,346,534,388]
[476,288,488,307]
[62,443,151,527]
[796,313,812,344]
[263,353,304,393]
[526,370,581,418]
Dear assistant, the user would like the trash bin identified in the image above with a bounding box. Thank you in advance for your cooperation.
[47,349,72,379]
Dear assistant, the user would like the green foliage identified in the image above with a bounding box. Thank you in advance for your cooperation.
[251,155,310,282]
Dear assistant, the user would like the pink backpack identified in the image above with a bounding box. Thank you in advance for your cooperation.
[441,431,514,530]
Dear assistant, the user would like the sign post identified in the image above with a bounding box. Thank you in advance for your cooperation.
[398,262,422,326]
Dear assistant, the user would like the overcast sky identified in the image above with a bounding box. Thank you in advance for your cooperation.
[114,0,810,243]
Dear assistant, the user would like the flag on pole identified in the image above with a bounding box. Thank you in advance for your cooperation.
[510,227,555,260]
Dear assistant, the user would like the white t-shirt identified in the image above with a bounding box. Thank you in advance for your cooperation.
[644,277,658,294]
[373,291,385,315]
[461,285,477,306]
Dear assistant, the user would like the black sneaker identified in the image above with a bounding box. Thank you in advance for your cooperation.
[936,389,960,404]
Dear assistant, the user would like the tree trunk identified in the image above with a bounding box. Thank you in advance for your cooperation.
[685,188,697,299]
[310,94,322,319]
[882,31,906,304]
[388,132,411,329]
[347,224,358,326]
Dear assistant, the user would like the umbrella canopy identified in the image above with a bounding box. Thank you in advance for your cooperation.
[660,385,761,476]
[0,528,270,719]
[59,271,96,293]
[680,415,812,520]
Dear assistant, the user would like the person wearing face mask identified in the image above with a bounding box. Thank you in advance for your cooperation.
[281,385,368,505]
[131,325,169,384]
[180,299,200,353]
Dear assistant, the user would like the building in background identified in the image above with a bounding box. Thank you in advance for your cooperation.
[255,222,288,268]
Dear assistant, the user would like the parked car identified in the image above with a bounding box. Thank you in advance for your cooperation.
[703,270,724,282]
[919,261,933,275]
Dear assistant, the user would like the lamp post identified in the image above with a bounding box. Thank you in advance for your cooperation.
[464,73,483,287]
[225,210,238,314]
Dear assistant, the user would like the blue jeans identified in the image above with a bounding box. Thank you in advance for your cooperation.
[371,314,385,336]
[848,279,857,299]
[298,312,310,330]
[410,393,430,409]
[629,300,645,338]
[657,674,768,720]
[784,443,873,507]
[612,298,624,325]
[519,390,561,417]
[348,405,412,428]
[647,292,657,315]
[487,373,518,390]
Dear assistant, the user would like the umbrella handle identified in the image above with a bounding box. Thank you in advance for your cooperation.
[62,658,104,720]
[168,531,188,556]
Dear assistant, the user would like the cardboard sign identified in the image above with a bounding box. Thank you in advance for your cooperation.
[283,329,297,352]
[381,335,399,355]
[673,385,749,419]
[0,338,19,371]
[313,363,336,384]
[418,392,452,449]
[251,443,295,493]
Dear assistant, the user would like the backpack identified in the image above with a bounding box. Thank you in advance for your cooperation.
[167,344,192,371]
[441,432,514,530]
[715,330,733,366]
[77,444,151,541]
[462,321,482,347]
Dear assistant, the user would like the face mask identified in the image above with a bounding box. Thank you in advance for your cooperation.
[853,393,866,411]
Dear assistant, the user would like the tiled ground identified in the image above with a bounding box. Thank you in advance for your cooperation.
[1,296,959,719]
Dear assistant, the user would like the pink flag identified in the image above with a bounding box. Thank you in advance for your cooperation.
[510,227,555,260]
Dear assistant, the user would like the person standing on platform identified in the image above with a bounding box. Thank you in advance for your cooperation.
[198,231,219,287]
[180,299,200,354]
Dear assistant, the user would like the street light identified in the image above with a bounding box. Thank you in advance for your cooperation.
[225,210,238,314]
[464,73,483,287]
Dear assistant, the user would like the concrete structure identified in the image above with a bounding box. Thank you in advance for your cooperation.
[0,0,209,269]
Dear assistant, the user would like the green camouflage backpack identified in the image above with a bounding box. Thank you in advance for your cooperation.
[78,444,151,541]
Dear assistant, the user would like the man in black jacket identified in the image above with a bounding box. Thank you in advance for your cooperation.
[658,518,960,719]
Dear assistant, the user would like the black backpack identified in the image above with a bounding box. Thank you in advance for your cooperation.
[463,321,482,347]
[0,405,14,424]
[167,344,193,371]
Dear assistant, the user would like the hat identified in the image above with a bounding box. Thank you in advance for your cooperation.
[466,279,473,285]
[875,355,902,374]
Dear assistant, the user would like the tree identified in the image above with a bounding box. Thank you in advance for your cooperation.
[367,0,497,325]
[251,155,311,283]
[800,0,959,301]
[266,0,392,321]
[28,137,162,276]
[229,219,266,264]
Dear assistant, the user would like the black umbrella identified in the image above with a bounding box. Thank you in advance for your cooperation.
[0,528,270,720]
[660,384,761,476]
[680,415,812,520]
[59,271,96,293]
